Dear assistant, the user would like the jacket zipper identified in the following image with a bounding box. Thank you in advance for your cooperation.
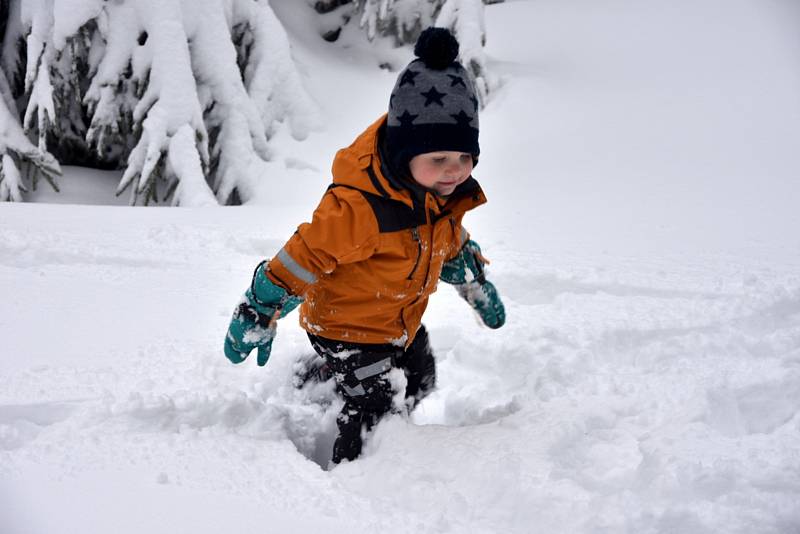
[419,206,434,287]
[420,224,433,287]
[407,227,422,280]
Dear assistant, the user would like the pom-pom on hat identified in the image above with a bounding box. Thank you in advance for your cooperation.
[385,27,479,179]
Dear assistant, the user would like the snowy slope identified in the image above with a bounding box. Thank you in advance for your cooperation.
[2,1,800,533]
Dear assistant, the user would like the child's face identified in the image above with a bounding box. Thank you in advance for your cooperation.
[409,151,474,197]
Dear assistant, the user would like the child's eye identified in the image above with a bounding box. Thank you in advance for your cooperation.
[432,157,447,164]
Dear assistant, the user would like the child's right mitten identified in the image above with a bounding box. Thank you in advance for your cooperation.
[440,239,506,329]
[224,261,303,366]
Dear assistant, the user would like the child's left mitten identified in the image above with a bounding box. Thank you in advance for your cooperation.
[440,240,506,329]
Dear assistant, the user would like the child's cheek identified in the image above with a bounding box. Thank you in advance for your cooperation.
[413,167,437,188]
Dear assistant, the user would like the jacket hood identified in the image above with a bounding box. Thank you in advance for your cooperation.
[331,115,486,214]
[331,115,413,205]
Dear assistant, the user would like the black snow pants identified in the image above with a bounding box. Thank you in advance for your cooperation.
[307,325,436,464]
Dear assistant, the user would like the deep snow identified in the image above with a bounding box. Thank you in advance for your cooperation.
[3,1,800,533]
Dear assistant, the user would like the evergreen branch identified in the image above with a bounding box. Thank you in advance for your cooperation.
[115,168,137,198]
[163,178,179,203]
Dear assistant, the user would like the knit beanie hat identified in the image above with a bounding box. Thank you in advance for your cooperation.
[385,28,480,179]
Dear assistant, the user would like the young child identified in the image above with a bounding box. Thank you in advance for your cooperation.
[224,28,505,464]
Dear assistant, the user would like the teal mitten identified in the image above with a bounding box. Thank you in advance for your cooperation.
[440,240,506,329]
[224,261,303,366]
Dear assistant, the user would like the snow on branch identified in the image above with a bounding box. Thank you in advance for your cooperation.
[349,0,495,105]
[435,0,494,106]
[20,0,57,152]
[83,1,141,167]
[0,101,62,202]
[0,40,61,202]
[2,0,320,205]
[114,0,215,206]
[355,0,439,43]
[234,0,320,143]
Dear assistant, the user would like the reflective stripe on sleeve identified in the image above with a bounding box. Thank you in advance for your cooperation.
[459,226,469,248]
[277,248,317,285]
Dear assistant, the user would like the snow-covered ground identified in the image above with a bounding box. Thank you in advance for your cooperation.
[3,1,800,532]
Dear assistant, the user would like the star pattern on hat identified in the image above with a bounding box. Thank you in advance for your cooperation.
[397,110,418,127]
[399,69,419,87]
[450,110,474,127]
[448,74,466,88]
[421,86,446,107]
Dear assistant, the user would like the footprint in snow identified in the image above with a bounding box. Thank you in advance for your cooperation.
[706,377,800,436]
[0,401,77,450]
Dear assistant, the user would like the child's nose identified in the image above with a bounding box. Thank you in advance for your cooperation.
[447,160,465,175]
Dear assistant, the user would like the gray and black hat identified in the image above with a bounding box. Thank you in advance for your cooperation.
[385,28,480,177]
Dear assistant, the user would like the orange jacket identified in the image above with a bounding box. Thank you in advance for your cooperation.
[266,115,487,347]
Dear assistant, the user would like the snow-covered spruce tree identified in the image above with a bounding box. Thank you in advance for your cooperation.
[0,0,62,202]
[434,0,491,105]
[2,0,318,205]
[314,0,493,105]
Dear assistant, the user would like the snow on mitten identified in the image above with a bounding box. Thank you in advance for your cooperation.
[224,261,303,366]
[440,240,505,329]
